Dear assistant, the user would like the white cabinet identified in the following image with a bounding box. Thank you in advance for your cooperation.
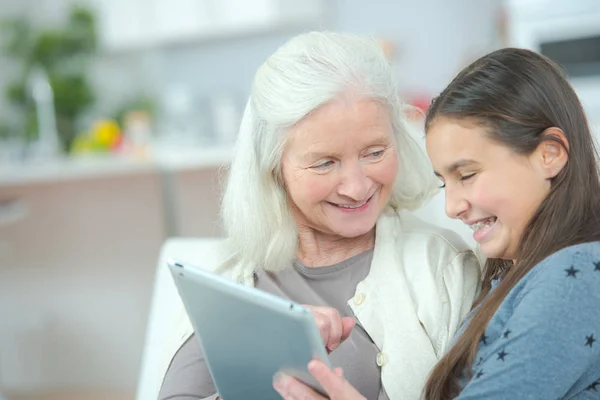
[210,0,279,30]
[92,0,326,52]
[92,0,155,51]
[0,173,166,392]
[152,0,213,44]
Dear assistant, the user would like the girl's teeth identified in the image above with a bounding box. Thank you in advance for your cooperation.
[470,217,497,231]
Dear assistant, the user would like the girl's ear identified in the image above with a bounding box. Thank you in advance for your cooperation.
[533,127,569,179]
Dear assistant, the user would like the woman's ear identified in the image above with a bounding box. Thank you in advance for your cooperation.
[535,127,569,179]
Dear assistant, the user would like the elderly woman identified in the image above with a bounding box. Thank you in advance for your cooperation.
[157,31,481,400]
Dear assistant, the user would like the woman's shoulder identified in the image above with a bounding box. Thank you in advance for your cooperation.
[391,209,474,255]
[378,209,481,275]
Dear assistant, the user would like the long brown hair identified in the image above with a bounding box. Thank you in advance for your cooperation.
[423,48,600,399]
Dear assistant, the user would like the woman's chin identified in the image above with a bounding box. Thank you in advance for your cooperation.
[328,222,377,239]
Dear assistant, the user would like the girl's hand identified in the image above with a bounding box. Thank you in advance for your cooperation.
[273,360,366,400]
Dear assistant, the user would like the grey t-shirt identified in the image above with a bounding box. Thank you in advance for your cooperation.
[158,250,389,400]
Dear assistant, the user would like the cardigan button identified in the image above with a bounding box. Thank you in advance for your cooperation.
[376,352,388,367]
[353,292,365,306]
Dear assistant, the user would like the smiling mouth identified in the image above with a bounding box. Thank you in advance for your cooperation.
[469,216,497,231]
[328,193,375,210]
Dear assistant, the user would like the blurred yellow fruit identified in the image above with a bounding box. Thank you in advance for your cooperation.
[92,119,121,147]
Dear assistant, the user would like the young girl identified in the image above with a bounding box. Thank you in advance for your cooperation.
[274,48,600,399]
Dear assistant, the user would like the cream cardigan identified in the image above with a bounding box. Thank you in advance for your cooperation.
[157,209,481,399]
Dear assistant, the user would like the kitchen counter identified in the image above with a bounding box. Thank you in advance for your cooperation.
[0,146,232,188]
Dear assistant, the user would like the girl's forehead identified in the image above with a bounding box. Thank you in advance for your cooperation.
[426,119,491,153]
[425,120,516,173]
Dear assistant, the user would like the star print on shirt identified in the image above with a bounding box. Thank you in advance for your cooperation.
[497,349,508,361]
[565,265,580,277]
[475,370,484,379]
[586,334,596,348]
[480,333,488,345]
[503,329,511,339]
[594,261,600,271]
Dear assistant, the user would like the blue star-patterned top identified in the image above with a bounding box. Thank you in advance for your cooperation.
[455,241,600,399]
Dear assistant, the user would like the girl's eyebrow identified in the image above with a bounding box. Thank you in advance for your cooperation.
[434,159,478,177]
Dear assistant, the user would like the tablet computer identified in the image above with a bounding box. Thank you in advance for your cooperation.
[167,258,331,400]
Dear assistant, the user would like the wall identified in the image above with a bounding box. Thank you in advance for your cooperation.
[156,0,502,99]
[332,0,503,94]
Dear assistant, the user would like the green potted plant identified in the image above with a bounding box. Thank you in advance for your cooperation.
[1,5,97,153]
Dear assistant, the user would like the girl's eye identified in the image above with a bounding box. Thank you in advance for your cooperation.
[460,173,476,181]
[438,173,475,189]
[369,150,384,158]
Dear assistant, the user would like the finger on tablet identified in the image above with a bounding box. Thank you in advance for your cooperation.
[308,360,366,400]
[273,372,328,400]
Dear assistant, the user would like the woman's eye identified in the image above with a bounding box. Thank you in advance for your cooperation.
[460,173,476,181]
[313,160,334,170]
[364,149,385,159]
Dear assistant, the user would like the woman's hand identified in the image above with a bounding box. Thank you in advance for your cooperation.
[273,360,366,400]
[304,305,355,352]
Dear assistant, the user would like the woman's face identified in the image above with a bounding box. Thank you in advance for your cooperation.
[281,96,398,239]
[425,117,566,260]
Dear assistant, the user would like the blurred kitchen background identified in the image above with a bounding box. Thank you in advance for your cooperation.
[0,0,598,399]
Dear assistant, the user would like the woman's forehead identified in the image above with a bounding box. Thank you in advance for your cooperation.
[284,99,394,154]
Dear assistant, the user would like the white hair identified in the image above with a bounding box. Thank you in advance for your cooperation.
[219,31,438,283]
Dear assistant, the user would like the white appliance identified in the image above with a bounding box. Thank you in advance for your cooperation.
[505,0,600,139]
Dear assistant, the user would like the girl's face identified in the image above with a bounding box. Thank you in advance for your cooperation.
[426,118,567,260]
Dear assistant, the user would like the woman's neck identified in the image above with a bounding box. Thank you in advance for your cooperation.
[296,226,375,267]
